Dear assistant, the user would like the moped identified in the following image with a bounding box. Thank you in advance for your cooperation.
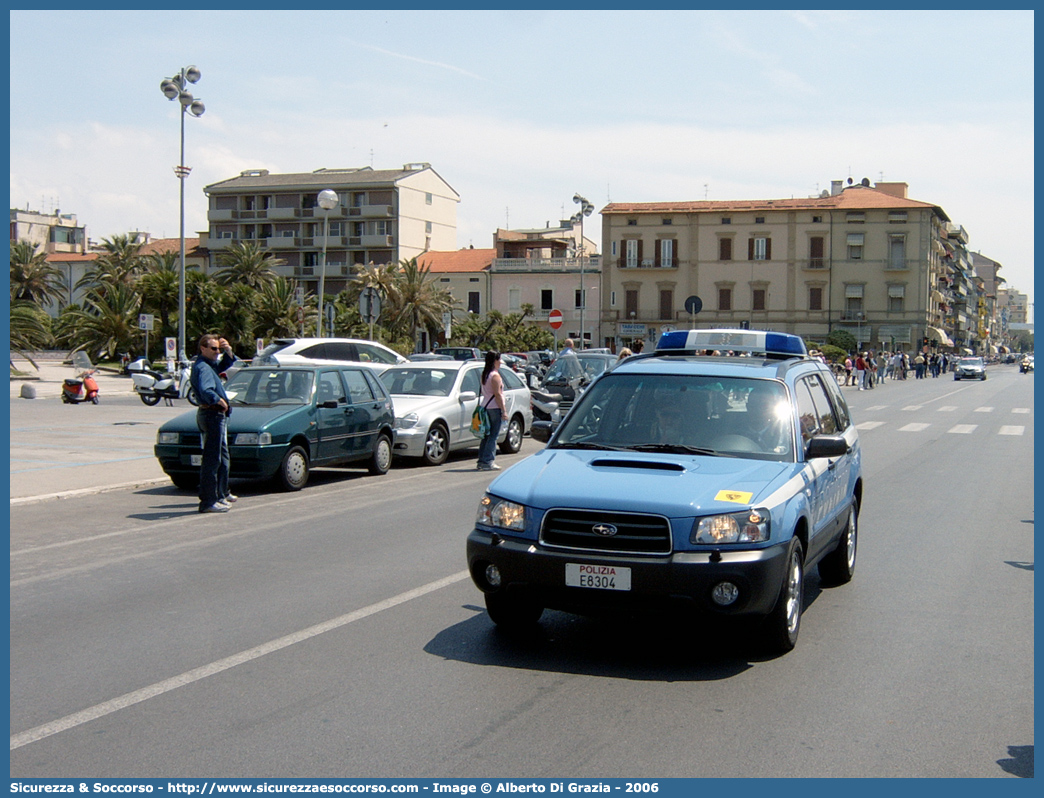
[61,369,100,404]
[128,358,199,406]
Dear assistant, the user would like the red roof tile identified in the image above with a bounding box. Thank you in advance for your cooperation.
[417,248,495,273]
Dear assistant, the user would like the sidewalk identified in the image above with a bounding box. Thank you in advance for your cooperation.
[10,355,137,400]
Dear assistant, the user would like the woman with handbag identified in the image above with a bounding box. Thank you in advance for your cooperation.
[477,351,507,471]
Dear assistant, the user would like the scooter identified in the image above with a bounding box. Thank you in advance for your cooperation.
[128,358,200,406]
[61,369,100,404]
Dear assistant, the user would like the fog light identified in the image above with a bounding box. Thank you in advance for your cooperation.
[711,581,739,606]
[484,564,502,588]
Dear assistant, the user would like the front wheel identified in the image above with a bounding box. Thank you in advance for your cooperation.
[90,395,100,405]
[368,433,392,475]
[499,414,524,454]
[421,423,450,465]
[760,538,804,655]
[186,386,200,406]
[170,473,199,491]
[818,503,858,585]
[276,445,309,491]
[485,592,543,630]
[139,392,162,406]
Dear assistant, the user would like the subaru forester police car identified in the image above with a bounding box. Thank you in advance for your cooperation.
[467,329,862,654]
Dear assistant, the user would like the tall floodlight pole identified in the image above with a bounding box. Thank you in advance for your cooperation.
[315,189,340,337]
[160,66,205,362]
[572,194,594,349]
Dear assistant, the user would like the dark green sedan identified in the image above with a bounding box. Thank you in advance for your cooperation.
[154,365,395,491]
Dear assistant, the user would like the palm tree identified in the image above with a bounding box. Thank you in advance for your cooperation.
[138,252,180,346]
[214,241,284,290]
[254,277,303,340]
[10,300,54,367]
[60,283,141,360]
[386,257,457,347]
[75,233,146,294]
[10,240,66,307]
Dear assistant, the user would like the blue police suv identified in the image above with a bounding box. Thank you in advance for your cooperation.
[467,329,862,654]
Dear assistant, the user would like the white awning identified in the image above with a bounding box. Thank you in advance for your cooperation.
[926,326,954,347]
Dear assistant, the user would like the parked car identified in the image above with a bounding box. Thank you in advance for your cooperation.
[408,353,454,362]
[252,338,407,372]
[154,365,395,491]
[378,360,532,465]
[468,328,862,655]
[953,356,987,381]
[433,347,483,361]
[532,351,618,420]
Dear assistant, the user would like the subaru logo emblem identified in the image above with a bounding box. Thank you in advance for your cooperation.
[592,523,618,537]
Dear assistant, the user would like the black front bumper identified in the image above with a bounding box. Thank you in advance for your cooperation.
[467,528,790,619]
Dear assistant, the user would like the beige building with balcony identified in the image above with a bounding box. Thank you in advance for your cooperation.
[203,164,459,297]
[599,179,971,353]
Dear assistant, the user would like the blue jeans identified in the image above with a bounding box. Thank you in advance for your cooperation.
[477,408,502,466]
[197,408,229,508]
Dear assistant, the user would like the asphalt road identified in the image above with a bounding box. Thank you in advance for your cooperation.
[8,366,1034,778]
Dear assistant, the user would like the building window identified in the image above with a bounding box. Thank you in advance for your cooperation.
[627,219,638,226]
[302,193,318,209]
[718,287,732,311]
[752,288,766,311]
[468,292,481,314]
[624,239,641,268]
[575,289,585,310]
[659,289,673,321]
[844,285,864,319]
[809,286,824,311]
[541,289,553,311]
[662,218,672,226]
[719,237,733,261]
[304,252,319,268]
[625,289,638,319]
[425,221,432,234]
[721,217,731,225]
[888,285,905,313]
[508,288,520,310]
[812,215,822,223]
[425,192,433,205]
[657,238,674,268]
[809,236,825,268]
[888,211,907,223]
[755,216,765,224]
[846,212,865,224]
[847,233,864,260]
[749,237,771,261]
[889,235,906,269]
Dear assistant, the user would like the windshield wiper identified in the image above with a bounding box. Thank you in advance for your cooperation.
[626,443,724,456]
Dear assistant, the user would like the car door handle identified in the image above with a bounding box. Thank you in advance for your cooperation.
[827,458,839,471]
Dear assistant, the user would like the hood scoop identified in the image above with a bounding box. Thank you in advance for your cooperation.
[590,458,687,472]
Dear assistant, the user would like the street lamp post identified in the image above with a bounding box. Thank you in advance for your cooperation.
[315,189,339,337]
[572,194,594,349]
[159,66,205,362]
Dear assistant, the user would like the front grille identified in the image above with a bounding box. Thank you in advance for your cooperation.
[181,433,202,448]
[540,509,672,555]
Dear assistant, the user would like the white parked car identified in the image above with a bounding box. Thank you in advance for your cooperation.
[253,338,407,373]
[378,361,532,465]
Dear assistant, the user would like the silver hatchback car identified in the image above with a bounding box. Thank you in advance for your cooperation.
[379,361,532,465]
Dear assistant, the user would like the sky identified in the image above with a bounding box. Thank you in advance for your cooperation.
[9,9,1035,309]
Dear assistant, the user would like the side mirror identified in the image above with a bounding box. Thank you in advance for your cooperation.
[806,434,850,459]
[458,391,477,402]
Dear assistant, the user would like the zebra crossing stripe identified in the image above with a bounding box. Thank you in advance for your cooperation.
[974,407,994,413]
[999,426,1025,436]
[948,425,977,434]
[899,423,931,432]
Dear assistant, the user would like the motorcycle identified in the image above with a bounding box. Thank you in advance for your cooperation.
[61,369,100,405]
[128,358,200,406]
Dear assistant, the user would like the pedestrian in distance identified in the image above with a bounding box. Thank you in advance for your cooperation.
[190,334,238,513]
[617,347,633,361]
[476,350,507,472]
[855,352,867,390]
[844,355,853,385]
[560,338,576,357]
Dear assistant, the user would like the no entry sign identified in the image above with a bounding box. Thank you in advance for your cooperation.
[548,309,563,329]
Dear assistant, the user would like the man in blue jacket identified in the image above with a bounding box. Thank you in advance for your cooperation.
[190,334,238,513]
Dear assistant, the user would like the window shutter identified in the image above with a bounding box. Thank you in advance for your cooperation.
[765,238,772,260]
[748,238,754,260]
[654,240,661,268]
[637,239,644,263]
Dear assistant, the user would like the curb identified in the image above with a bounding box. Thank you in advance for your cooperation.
[10,478,172,506]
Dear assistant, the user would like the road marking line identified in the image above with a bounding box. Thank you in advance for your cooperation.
[1012,408,1031,414]
[9,570,471,751]
[855,421,885,430]
[865,405,888,411]
[899,423,931,432]
[902,405,923,411]
[948,425,977,434]
[974,407,994,413]
[999,426,1025,436]
[937,406,957,412]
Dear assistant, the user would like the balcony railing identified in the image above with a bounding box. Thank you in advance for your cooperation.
[491,256,602,273]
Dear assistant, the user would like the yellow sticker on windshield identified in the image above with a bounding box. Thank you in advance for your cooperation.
[715,490,753,504]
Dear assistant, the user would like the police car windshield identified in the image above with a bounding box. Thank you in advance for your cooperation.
[551,373,794,461]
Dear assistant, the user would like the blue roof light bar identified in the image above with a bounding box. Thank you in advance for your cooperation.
[656,329,807,358]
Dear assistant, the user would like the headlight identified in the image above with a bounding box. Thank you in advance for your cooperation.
[395,412,420,430]
[157,431,179,444]
[233,432,272,445]
[476,494,526,532]
[691,508,770,544]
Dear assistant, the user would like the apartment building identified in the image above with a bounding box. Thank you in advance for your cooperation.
[203,164,459,297]
[599,179,997,353]
[10,207,88,256]
[418,247,494,319]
